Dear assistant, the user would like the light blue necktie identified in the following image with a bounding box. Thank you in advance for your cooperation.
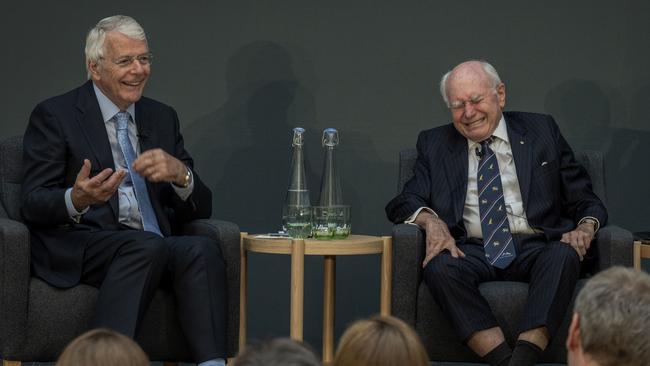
[115,111,162,236]
[477,137,515,269]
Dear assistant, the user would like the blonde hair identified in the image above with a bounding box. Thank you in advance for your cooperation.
[56,328,149,366]
[333,315,429,366]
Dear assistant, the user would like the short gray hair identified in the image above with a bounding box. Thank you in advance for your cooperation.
[574,266,650,366]
[85,15,147,79]
[439,60,502,106]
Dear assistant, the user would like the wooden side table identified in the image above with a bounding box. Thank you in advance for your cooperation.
[634,240,650,270]
[239,233,392,363]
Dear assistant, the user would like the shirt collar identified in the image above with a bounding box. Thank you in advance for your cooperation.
[467,114,508,150]
[92,82,135,123]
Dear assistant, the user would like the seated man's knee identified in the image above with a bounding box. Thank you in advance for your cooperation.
[120,232,170,263]
[176,236,223,264]
[548,241,581,270]
[556,241,581,262]
[424,253,457,281]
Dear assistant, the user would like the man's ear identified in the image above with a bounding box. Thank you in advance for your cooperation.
[88,61,100,81]
[566,312,581,351]
[496,82,506,109]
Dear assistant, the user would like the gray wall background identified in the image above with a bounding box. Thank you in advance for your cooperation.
[3,0,649,356]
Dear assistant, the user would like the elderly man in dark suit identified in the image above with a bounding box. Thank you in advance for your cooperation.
[22,15,227,366]
[386,60,607,366]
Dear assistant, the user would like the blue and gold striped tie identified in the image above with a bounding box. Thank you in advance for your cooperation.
[477,138,515,268]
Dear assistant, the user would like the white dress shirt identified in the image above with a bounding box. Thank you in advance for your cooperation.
[462,117,536,237]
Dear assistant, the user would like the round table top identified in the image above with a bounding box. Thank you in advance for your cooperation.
[242,234,390,256]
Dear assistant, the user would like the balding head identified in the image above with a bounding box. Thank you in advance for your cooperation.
[440,61,502,106]
[440,60,506,142]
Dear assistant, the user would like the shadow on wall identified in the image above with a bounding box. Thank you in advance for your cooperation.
[183,41,317,233]
[181,41,395,346]
[544,79,650,232]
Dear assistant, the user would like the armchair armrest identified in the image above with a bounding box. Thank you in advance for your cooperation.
[391,223,425,327]
[592,224,634,271]
[0,218,30,351]
[182,218,240,355]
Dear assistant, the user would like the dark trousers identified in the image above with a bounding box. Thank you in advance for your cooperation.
[80,229,227,362]
[423,234,580,342]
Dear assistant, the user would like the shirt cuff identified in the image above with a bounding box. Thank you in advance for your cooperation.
[65,188,89,222]
[578,216,601,233]
[171,169,194,201]
[405,207,438,227]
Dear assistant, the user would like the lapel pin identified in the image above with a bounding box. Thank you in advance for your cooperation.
[520,140,525,145]
[541,161,548,166]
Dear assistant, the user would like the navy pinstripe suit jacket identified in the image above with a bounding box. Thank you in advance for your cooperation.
[386,111,607,242]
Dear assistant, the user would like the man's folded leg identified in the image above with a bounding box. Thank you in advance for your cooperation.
[423,241,500,343]
[81,229,170,337]
[166,235,228,363]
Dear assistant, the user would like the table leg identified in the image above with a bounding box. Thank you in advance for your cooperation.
[323,255,336,363]
[380,236,392,315]
[290,238,305,340]
[239,233,248,350]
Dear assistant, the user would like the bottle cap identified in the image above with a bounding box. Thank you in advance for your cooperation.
[322,128,339,147]
[292,127,306,147]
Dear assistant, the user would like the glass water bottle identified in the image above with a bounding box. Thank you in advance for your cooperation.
[281,127,312,238]
[313,128,351,239]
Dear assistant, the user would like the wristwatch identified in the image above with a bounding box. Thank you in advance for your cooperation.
[176,166,191,188]
[580,218,598,231]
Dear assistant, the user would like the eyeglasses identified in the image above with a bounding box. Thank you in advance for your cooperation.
[102,53,153,68]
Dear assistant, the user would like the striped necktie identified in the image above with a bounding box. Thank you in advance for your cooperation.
[115,111,162,236]
[477,137,515,268]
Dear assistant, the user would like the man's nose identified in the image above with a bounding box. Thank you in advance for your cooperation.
[130,60,146,74]
[463,103,476,118]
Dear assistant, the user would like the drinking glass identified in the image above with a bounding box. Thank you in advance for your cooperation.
[282,204,312,238]
[312,205,351,240]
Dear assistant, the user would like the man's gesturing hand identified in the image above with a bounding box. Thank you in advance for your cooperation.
[71,159,126,211]
[415,211,465,267]
[561,223,595,261]
[132,148,187,186]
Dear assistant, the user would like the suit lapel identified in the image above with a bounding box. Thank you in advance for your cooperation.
[442,130,468,222]
[506,114,532,212]
[76,81,115,171]
[134,102,158,152]
[75,81,119,217]
[134,101,170,235]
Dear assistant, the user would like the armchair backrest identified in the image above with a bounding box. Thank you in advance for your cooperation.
[0,136,24,221]
[397,148,608,207]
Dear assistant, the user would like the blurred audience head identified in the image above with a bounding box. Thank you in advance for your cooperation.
[235,338,321,366]
[56,328,149,366]
[567,266,650,366]
[333,315,429,366]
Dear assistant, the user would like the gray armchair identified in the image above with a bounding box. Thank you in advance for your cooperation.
[0,135,241,364]
[391,148,633,365]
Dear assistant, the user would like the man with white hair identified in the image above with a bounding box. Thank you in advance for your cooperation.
[386,60,607,366]
[22,15,227,366]
[567,266,650,366]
